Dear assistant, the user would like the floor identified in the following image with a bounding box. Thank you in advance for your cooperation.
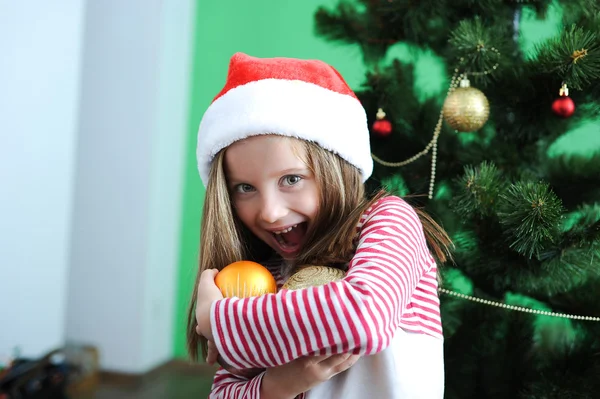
[70,361,218,399]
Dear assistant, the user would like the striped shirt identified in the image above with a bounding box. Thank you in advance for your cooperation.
[209,195,442,398]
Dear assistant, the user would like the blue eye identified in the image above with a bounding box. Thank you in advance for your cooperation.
[235,183,255,193]
[282,175,302,186]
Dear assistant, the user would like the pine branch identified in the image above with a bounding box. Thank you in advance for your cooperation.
[371,0,451,45]
[359,61,432,190]
[451,227,480,258]
[548,152,600,181]
[577,100,600,118]
[561,203,600,248]
[562,0,600,26]
[577,11,600,36]
[439,267,476,337]
[547,153,600,208]
[314,2,366,46]
[452,161,508,219]
[380,173,410,197]
[497,181,564,259]
[536,244,600,292]
[448,17,510,84]
[550,277,600,317]
[481,205,600,297]
[534,25,600,90]
[520,326,600,398]
[370,60,421,125]
[483,61,575,144]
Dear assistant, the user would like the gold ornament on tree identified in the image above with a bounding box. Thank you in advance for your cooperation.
[370,46,499,199]
[442,77,490,132]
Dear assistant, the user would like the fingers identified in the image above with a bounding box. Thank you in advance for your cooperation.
[316,352,354,369]
[200,269,219,281]
[300,354,331,364]
[331,354,360,374]
[270,353,359,391]
[314,353,360,376]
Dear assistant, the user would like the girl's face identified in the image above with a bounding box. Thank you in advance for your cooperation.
[224,135,319,259]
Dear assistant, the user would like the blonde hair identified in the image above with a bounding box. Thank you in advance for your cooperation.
[186,136,452,361]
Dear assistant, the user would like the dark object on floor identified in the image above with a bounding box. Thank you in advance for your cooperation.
[0,349,70,399]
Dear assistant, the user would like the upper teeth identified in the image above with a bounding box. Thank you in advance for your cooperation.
[273,225,297,234]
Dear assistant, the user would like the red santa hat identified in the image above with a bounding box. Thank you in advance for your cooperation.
[196,52,372,186]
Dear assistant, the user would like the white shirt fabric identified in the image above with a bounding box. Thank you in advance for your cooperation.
[306,328,445,399]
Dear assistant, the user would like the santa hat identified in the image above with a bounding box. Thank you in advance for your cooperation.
[196,52,372,186]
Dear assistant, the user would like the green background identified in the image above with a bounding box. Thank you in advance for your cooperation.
[173,0,598,359]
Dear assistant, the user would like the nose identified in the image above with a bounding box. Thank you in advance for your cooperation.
[259,191,288,224]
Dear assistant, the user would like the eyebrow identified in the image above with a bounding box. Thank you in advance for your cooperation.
[227,167,311,184]
[277,167,311,175]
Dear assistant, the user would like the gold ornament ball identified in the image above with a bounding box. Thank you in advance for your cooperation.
[442,79,490,132]
[282,266,346,290]
[215,260,278,298]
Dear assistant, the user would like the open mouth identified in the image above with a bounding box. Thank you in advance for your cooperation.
[270,222,308,255]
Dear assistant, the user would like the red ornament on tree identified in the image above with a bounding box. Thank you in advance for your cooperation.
[372,108,392,137]
[551,83,575,118]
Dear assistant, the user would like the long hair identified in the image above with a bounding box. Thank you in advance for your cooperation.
[186,137,452,361]
[186,150,247,361]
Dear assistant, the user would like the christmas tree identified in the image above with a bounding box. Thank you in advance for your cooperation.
[315,1,600,397]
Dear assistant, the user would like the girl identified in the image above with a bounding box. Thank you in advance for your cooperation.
[189,52,452,398]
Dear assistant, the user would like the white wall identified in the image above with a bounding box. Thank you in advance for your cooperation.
[65,0,194,373]
[0,0,193,373]
[0,1,85,361]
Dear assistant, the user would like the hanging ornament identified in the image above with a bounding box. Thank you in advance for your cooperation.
[442,77,490,132]
[372,108,393,137]
[551,83,575,118]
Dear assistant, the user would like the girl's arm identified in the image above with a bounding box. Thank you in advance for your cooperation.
[209,368,268,399]
[210,353,358,398]
[208,196,436,370]
[211,368,305,399]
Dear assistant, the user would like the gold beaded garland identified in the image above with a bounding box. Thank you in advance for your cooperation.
[440,288,600,321]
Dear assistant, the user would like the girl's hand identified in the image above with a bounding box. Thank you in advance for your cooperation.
[195,269,223,341]
[260,354,360,399]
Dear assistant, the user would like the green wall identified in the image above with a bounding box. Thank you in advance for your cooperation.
[174,0,599,359]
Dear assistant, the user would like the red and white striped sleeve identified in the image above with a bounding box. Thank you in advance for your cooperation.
[209,368,264,398]
[210,196,438,370]
[210,368,306,399]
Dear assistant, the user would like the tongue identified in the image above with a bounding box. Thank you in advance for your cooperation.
[281,223,306,246]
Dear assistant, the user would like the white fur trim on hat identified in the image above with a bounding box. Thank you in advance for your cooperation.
[196,78,373,186]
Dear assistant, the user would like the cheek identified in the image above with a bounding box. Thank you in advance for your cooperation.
[231,200,253,227]
[299,187,320,217]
